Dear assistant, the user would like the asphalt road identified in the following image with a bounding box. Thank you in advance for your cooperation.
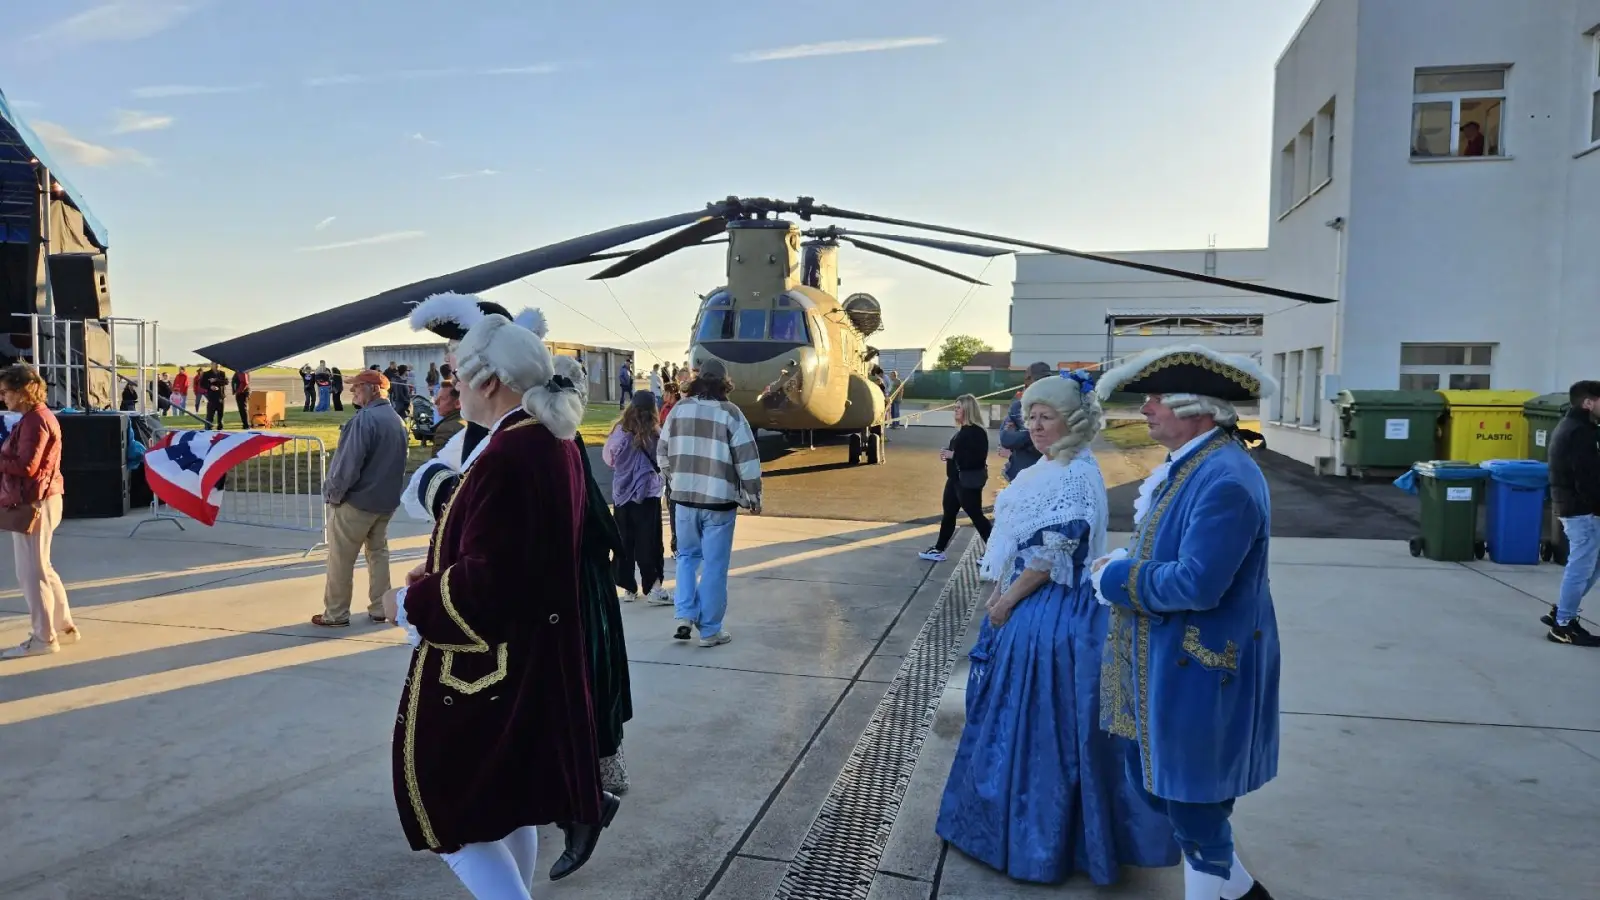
[589,424,1422,540]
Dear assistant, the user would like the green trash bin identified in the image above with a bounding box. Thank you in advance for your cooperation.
[1523,393,1568,463]
[1408,461,1489,562]
[1337,390,1446,477]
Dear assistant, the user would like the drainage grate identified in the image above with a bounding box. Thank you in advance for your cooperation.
[774,535,985,900]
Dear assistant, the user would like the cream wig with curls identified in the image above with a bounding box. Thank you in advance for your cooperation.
[452,311,586,440]
[1019,371,1105,462]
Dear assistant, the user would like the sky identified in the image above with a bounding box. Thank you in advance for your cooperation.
[1,0,1318,370]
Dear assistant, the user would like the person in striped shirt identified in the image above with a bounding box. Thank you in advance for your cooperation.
[657,359,762,647]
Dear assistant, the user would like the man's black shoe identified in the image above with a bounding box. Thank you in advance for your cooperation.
[1540,604,1557,627]
[1547,619,1600,646]
[549,791,621,881]
[1240,882,1275,900]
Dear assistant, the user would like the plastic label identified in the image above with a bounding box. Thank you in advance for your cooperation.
[1446,487,1473,501]
[1536,430,1547,448]
[1385,419,1409,440]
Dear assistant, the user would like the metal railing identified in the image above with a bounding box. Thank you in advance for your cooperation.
[130,429,329,557]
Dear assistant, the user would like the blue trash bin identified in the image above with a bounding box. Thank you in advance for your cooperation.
[1481,459,1549,565]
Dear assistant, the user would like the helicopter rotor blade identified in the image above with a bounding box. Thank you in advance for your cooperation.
[842,237,991,286]
[551,237,729,269]
[588,217,730,280]
[815,204,1338,304]
[194,207,725,371]
[830,229,1012,257]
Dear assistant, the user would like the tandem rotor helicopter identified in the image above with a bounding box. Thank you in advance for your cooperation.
[198,196,1335,466]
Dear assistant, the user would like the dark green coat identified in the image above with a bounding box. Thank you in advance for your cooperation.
[573,433,633,756]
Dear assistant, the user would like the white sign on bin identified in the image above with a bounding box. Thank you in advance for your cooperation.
[1446,486,1473,501]
[1385,418,1409,440]
[1535,429,1548,448]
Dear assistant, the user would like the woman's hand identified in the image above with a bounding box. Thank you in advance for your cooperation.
[939,449,952,462]
[986,589,1015,627]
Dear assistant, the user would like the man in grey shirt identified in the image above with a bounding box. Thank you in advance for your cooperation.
[312,369,409,627]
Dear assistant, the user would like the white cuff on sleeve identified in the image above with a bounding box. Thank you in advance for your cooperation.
[394,586,422,648]
[1091,548,1129,606]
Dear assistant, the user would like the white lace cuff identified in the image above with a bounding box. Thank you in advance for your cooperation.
[1091,548,1129,606]
[1018,546,1076,586]
[394,586,422,648]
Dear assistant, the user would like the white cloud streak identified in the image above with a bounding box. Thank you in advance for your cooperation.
[482,64,558,76]
[111,109,173,134]
[131,83,260,99]
[409,132,441,147]
[297,230,426,252]
[305,64,559,87]
[29,121,152,167]
[441,169,500,181]
[9,100,44,110]
[28,1,200,46]
[314,217,337,231]
[733,36,946,63]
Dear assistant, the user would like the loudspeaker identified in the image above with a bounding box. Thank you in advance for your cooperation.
[61,466,130,519]
[56,411,128,471]
[46,253,110,319]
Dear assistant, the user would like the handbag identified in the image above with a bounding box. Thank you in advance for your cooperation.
[957,467,987,490]
[0,501,39,535]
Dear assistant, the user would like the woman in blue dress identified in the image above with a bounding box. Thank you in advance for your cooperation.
[936,370,1179,885]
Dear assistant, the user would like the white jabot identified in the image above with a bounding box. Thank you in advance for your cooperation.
[1132,427,1219,528]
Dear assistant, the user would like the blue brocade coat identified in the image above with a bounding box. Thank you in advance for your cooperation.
[1097,431,1281,805]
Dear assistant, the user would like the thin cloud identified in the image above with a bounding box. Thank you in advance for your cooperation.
[314,216,337,231]
[733,36,946,63]
[305,69,463,88]
[482,64,558,76]
[9,100,44,110]
[28,1,200,46]
[297,230,426,252]
[29,121,152,167]
[131,83,260,99]
[111,109,173,134]
[409,132,441,147]
[441,169,500,181]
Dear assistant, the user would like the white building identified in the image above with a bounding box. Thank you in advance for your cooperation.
[1009,249,1278,370]
[1263,0,1600,472]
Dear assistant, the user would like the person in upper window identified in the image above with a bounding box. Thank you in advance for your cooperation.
[1459,121,1487,157]
[937,371,1178,885]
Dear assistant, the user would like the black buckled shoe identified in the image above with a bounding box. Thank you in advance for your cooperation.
[549,791,621,882]
[1240,881,1275,899]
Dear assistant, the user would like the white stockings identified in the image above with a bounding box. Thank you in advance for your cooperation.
[1184,853,1256,900]
[442,826,540,899]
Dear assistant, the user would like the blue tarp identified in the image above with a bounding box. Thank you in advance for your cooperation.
[0,87,110,248]
[1393,461,1490,496]
[1480,459,1549,490]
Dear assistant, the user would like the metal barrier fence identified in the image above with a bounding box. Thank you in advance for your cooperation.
[130,430,329,557]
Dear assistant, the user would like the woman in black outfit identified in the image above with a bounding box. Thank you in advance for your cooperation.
[330,368,344,412]
[921,394,993,562]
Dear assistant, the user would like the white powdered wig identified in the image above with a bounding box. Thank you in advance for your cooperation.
[1161,393,1239,425]
[1019,375,1104,460]
[529,354,588,440]
[408,292,488,335]
[1094,343,1278,403]
[512,307,548,338]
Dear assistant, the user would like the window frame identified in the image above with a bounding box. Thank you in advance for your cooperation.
[1409,66,1510,160]
[1270,353,1287,421]
[1397,343,1494,391]
[1283,350,1303,426]
[1588,33,1600,150]
[1303,347,1324,427]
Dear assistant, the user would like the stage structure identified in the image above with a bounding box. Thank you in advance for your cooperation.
[1103,307,1264,366]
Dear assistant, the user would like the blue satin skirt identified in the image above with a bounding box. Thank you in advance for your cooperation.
[935,579,1181,884]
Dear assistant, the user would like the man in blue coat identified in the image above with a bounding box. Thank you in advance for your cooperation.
[1089,344,1281,900]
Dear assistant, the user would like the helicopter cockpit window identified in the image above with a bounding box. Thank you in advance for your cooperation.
[697,310,735,341]
[737,309,767,340]
[703,290,733,309]
[770,309,807,342]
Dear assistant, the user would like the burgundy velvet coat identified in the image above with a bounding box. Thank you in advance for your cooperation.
[392,410,603,854]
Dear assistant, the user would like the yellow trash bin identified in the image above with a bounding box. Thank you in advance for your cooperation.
[1436,390,1537,463]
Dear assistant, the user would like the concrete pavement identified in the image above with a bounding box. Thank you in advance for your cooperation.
[1,505,1595,899]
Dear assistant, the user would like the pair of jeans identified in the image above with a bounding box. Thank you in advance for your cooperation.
[673,506,737,634]
[614,496,664,594]
[1557,514,1600,624]
[316,385,331,412]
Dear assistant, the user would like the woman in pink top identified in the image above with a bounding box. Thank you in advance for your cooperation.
[0,364,75,658]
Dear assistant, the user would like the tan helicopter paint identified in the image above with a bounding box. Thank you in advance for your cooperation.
[688,221,885,437]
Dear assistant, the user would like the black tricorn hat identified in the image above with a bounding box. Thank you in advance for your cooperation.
[408,292,513,342]
[1095,344,1277,403]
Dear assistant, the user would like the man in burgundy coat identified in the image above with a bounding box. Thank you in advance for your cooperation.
[384,311,616,898]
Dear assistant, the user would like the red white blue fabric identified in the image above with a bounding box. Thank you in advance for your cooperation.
[143,430,290,525]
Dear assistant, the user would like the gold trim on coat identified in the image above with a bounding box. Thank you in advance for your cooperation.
[402,645,441,849]
[1182,626,1240,671]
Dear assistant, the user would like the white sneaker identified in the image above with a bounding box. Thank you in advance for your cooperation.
[698,630,732,648]
[58,626,82,645]
[620,591,640,603]
[1,636,60,659]
[646,588,673,606]
[918,548,947,562]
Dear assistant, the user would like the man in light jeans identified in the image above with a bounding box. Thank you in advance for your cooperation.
[1544,380,1600,647]
[313,369,409,628]
[658,359,762,647]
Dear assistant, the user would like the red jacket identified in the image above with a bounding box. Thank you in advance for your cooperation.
[0,405,64,506]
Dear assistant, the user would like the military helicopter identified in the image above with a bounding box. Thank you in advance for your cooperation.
[197,196,1334,465]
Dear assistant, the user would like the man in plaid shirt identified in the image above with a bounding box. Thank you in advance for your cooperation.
[658,359,762,647]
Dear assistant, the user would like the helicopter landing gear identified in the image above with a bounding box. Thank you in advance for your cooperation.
[866,424,885,465]
[848,432,863,466]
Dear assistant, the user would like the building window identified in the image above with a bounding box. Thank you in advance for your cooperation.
[1398,343,1494,391]
[1271,353,1287,420]
[1590,35,1600,146]
[1314,100,1335,186]
[1278,141,1297,213]
[1304,347,1324,426]
[1411,67,1507,159]
[1284,350,1303,425]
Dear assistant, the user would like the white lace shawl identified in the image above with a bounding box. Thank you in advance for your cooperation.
[978,448,1108,587]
